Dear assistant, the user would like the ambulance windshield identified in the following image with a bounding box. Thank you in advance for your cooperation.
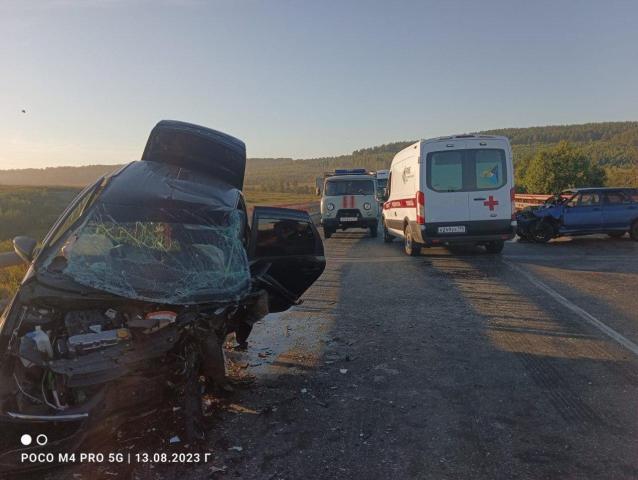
[325,180,375,196]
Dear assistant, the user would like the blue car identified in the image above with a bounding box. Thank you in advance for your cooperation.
[516,187,638,243]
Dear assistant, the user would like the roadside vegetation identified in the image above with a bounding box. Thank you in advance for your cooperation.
[0,240,25,308]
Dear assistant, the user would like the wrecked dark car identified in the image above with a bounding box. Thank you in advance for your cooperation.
[516,187,638,243]
[0,120,325,472]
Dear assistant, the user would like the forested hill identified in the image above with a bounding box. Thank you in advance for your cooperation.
[1,121,636,191]
[0,165,122,188]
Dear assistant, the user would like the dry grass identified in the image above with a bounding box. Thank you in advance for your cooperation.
[244,190,318,206]
[0,240,26,306]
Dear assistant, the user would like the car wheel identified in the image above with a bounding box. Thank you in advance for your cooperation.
[323,227,333,239]
[485,240,505,254]
[404,226,421,256]
[531,221,554,243]
[631,221,638,241]
[608,231,626,238]
[370,223,378,238]
[383,223,393,243]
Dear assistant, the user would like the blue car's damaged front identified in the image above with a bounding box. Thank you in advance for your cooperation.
[516,188,638,243]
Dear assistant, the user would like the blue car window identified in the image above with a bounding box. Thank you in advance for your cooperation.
[578,193,600,206]
[605,191,630,204]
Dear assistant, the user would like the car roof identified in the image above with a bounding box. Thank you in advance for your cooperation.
[326,174,375,181]
[422,134,509,143]
[101,160,240,209]
[142,120,246,190]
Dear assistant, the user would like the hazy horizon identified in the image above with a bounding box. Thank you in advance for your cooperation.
[2,0,637,169]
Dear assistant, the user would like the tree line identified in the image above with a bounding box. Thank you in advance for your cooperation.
[1,121,637,194]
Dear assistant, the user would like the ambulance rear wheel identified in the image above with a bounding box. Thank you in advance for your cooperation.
[323,227,333,239]
[404,226,421,256]
[485,240,504,254]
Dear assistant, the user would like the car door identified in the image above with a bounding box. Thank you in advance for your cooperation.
[603,190,636,230]
[249,206,326,312]
[423,140,470,223]
[562,192,603,231]
[467,144,511,222]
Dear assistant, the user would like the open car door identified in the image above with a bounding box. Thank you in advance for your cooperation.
[249,207,325,312]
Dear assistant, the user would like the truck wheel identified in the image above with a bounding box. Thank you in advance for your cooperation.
[485,240,505,254]
[383,223,393,243]
[631,221,638,241]
[404,226,421,256]
[323,227,333,239]
[369,222,378,238]
[531,221,554,243]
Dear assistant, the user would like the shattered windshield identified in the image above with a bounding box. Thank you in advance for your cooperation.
[38,202,250,304]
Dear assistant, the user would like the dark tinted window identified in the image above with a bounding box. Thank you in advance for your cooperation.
[254,217,316,257]
[325,180,375,196]
[427,149,507,192]
[605,191,630,204]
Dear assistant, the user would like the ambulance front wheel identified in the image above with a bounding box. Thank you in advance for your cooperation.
[383,221,393,243]
[323,226,334,239]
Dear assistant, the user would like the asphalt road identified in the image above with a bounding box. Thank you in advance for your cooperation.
[43,231,638,480]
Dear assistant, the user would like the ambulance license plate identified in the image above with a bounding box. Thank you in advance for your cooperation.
[340,217,358,222]
[438,226,466,234]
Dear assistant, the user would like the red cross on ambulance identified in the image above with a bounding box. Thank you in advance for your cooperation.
[483,195,499,211]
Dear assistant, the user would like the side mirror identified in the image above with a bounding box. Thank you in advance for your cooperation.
[13,236,37,264]
[382,188,389,201]
[249,206,325,312]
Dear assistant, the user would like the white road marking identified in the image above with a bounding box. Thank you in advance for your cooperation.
[503,259,638,357]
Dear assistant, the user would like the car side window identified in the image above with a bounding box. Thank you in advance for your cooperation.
[578,192,600,206]
[605,191,629,205]
[44,184,100,248]
[566,194,579,207]
[237,195,250,248]
[254,217,316,257]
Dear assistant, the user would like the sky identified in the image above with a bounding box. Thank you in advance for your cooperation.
[1,0,637,169]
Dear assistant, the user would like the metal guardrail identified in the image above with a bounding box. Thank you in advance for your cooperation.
[514,194,552,211]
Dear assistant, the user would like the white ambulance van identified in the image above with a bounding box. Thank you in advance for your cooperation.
[382,135,515,255]
[375,170,390,201]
